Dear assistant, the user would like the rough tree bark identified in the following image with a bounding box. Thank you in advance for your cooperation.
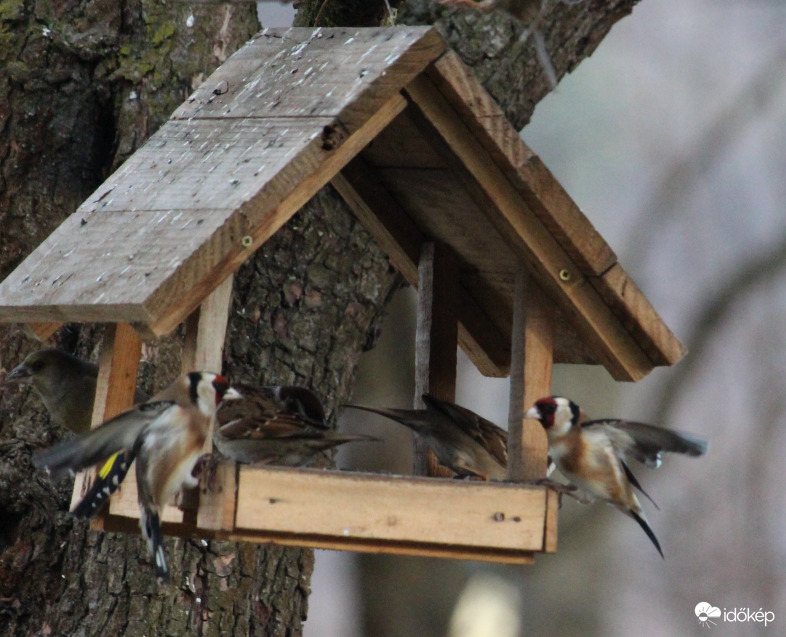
[0,0,638,635]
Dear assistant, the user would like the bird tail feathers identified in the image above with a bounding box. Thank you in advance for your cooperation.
[140,506,169,583]
[630,509,664,559]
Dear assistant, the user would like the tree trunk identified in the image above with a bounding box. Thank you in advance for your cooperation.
[0,2,389,636]
[0,0,637,635]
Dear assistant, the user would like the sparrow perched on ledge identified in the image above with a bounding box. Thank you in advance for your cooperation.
[344,394,512,481]
[213,384,377,466]
[525,396,708,558]
[33,371,239,583]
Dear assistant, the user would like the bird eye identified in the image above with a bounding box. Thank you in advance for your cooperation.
[30,360,45,372]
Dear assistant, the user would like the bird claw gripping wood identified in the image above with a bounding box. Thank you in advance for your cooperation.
[534,477,581,508]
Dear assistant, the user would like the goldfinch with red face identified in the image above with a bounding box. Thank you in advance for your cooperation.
[344,394,510,481]
[525,396,708,558]
[33,371,239,582]
[213,384,376,466]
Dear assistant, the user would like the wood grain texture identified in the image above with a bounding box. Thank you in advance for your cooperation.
[544,488,559,553]
[414,242,458,478]
[425,52,685,371]
[225,532,535,565]
[92,324,141,422]
[512,275,553,481]
[73,323,145,526]
[427,51,616,276]
[181,275,236,530]
[334,155,510,376]
[0,25,683,386]
[22,322,61,342]
[181,274,233,374]
[359,105,593,369]
[590,263,687,366]
[0,27,442,335]
[96,461,551,562]
[405,74,654,381]
[521,282,555,413]
[235,465,548,556]
[173,27,446,134]
[197,461,239,533]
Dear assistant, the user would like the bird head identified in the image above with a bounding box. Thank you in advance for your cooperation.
[524,396,581,437]
[4,349,94,393]
[184,372,241,413]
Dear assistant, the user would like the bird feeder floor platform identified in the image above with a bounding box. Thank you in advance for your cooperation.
[81,463,558,565]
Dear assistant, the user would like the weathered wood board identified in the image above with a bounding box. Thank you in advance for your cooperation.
[0,27,444,337]
[0,26,684,382]
[93,464,555,564]
[232,465,552,562]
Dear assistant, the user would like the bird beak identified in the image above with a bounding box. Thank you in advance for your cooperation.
[4,363,32,385]
[223,387,242,402]
[524,406,540,420]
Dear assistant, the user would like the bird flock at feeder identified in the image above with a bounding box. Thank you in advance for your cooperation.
[4,347,707,582]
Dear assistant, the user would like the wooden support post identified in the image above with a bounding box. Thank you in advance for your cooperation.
[181,275,234,374]
[414,242,459,477]
[92,324,143,425]
[507,270,557,552]
[507,270,553,481]
[73,323,142,528]
[180,275,237,532]
[85,324,192,526]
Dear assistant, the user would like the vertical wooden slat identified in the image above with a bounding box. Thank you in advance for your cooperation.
[414,242,459,477]
[92,323,143,425]
[507,270,552,482]
[544,489,559,553]
[508,270,556,553]
[79,322,142,529]
[180,275,237,531]
[181,274,234,374]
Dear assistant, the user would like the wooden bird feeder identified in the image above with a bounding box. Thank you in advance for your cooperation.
[0,26,685,565]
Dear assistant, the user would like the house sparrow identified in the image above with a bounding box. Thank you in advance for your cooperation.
[33,372,239,582]
[5,348,147,434]
[344,394,510,480]
[213,384,377,466]
[525,396,708,558]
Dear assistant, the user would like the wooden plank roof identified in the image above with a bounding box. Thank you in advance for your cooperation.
[0,26,685,382]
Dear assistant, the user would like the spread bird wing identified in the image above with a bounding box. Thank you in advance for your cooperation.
[582,418,707,468]
[33,400,175,478]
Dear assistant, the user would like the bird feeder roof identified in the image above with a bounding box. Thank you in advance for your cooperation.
[0,26,684,382]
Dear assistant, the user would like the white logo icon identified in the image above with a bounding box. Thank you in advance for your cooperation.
[695,602,721,628]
